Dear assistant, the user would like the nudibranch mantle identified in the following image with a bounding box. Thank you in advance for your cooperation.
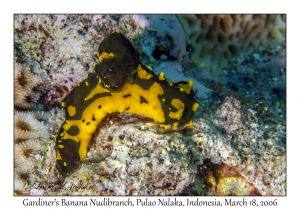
[56,32,199,177]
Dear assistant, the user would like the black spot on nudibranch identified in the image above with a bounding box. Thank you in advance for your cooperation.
[66,126,79,136]
[98,105,101,109]
[123,94,131,98]
[140,96,148,104]
[92,115,96,121]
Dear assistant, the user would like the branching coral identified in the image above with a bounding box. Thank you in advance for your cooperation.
[177,14,286,76]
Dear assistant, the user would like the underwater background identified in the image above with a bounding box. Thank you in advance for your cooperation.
[13,14,286,196]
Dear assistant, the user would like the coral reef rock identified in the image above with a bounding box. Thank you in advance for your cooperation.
[133,14,186,59]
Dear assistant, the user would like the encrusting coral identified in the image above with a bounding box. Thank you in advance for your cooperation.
[176,14,286,76]
[181,160,263,196]
[198,161,262,196]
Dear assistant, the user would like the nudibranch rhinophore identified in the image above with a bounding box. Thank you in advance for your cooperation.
[56,31,199,177]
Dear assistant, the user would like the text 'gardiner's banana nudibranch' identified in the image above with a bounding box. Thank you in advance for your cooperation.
[56,31,199,177]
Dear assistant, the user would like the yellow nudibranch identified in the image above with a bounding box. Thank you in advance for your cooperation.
[56,32,199,177]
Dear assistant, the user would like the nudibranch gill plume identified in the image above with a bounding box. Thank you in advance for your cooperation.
[56,31,199,177]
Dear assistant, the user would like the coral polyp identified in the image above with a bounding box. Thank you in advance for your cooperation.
[15,63,39,94]
[15,140,42,166]
[13,14,286,196]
